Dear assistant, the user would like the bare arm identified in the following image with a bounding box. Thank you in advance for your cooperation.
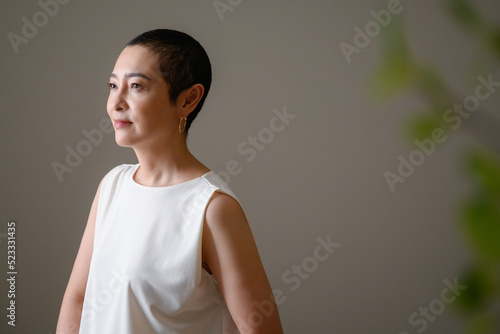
[202,192,284,334]
[56,178,103,334]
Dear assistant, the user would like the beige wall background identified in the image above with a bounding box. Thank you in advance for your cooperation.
[1,0,499,333]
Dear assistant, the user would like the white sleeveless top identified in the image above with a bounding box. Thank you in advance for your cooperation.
[79,164,240,334]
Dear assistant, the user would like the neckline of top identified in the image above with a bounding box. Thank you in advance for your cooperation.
[129,164,213,190]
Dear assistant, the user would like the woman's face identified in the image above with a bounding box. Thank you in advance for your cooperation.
[107,45,178,148]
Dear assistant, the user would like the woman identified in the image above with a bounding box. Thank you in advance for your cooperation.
[56,29,283,334]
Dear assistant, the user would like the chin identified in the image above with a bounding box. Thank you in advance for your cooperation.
[114,134,135,148]
[116,142,132,148]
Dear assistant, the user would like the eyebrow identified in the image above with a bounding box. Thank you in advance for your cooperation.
[110,72,152,81]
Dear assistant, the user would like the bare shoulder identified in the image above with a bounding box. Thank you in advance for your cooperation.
[202,190,254,266]
[202,191,284,333]
[205,191,247,228]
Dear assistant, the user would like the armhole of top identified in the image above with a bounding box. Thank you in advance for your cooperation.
[200,177,255,276]
[201,172,253,230]
[202,188,255,249]
[211,189,251,230]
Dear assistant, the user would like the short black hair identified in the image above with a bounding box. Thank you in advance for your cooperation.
[126,29,212,135]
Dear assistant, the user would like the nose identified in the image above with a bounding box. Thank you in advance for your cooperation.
[108,88,129,112]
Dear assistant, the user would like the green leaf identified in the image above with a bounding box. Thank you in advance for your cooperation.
[454,264,496,313]
[369,59,414,100]
[467,150,500,196]
[485,27,500,59]
[414,66,451,107]
[463,312,495,334]
[448,0,483,31]
[407,112,444,142]
[379,15,411,63]
[462,195,500,261]
[369,13,416,100]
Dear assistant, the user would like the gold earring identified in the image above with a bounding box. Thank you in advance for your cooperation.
[179,117,187,133]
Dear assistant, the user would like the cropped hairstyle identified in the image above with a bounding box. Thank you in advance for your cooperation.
[126,29,212,135]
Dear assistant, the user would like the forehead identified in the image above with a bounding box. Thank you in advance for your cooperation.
[112,45,159,77]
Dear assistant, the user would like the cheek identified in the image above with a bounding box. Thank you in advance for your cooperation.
[136,96,172,120]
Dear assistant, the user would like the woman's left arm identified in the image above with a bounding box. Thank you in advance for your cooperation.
[202,192,284,334]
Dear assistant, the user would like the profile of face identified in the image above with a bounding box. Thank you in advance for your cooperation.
[107,45,179,148]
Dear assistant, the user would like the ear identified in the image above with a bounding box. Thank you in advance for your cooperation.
[178,84,205,117]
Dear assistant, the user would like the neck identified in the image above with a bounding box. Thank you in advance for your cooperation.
[131,135,209,187]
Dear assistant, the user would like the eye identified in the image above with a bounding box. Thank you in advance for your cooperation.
[109,83,117,89]
[131,83,142,89]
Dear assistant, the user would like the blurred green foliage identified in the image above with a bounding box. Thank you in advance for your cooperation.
[371,0,500,332]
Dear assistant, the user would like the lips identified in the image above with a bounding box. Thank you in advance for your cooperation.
[114,119,133,129]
